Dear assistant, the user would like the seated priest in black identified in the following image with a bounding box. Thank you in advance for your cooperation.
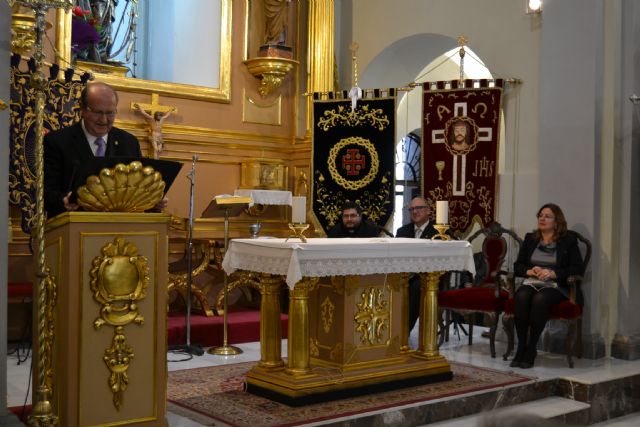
[327,201,380,238]
[44,82,143,217]
[396,197,452,335]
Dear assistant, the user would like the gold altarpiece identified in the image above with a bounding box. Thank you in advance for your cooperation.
[41,213,169,426]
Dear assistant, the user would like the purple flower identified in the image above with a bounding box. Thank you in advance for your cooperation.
[71,19,100,53]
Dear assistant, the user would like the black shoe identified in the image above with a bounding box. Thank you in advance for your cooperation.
[519,349,537,369]
[509,350,525,368]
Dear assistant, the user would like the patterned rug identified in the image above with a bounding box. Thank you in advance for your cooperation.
[167,361,533,427]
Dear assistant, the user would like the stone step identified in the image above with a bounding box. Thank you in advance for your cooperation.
[425,396,591,426]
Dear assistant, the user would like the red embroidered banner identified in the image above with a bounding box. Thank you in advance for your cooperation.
[422,80,503,234]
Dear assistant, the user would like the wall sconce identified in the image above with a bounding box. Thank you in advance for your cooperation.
[526,0,543,14]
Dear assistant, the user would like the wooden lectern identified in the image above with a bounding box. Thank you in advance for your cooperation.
[40,212,170,426]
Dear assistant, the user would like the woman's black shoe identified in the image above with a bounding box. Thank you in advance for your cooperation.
[509,350,525,368]
[519,349,537,369]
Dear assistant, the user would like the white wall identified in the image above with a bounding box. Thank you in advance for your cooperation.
[347,0,640,354]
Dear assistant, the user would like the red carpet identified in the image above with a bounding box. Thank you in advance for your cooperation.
[168,310,288,348]
[167,361,533,426]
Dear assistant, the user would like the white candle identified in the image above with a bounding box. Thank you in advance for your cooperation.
[436,200,449,224]
[292,196,306,223]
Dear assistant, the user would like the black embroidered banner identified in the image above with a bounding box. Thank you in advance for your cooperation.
[422,80,503,235]
[312,90,396,234]
[9,54,90,233]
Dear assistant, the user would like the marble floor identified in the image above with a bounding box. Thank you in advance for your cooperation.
[6,326,640,426]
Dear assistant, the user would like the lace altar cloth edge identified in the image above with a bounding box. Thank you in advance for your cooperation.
[222,237,476,288]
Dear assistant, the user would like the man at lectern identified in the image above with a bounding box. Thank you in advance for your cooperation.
[44,82,142,217]
[327,201,380,238]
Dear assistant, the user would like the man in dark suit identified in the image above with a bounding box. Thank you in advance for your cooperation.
[396,197,442,335]
[327,201,380,238]
[44,82,142,217]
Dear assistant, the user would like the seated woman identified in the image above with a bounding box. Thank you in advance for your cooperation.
[511,203,583,368]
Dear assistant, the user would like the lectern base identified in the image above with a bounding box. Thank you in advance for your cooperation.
[246,355,453,406]
[208,344,244,356]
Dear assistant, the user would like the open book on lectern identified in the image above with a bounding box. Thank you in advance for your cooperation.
[201,195,253,218]
[68,157,183,203]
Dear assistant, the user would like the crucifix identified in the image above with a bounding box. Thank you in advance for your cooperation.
[131,93,178,159]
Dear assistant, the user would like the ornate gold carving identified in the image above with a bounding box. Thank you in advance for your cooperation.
[354,288,389,345]
[103,326,134,410]
[244,57,298,97]
[317,104,390,131]
[327,137,379,191]
[329,276,344,295]
[0,98,7,111]
[240,158,288,190]
[329,342,343,362]
[309,338,320,357]
[77,161,165,213]
[90,236,149,409]
[320,296,335,334]
[41,269,58,395]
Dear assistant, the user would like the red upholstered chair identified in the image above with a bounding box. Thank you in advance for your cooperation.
[502,230,591,368]
[438,222,522,358]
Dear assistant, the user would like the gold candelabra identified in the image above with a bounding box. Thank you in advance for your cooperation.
[286,223,310,243]
[9,1,74,425]
[431,224,452,241]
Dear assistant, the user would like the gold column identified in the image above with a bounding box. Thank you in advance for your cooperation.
[400,273,411,353]
[416,272,444,359]
[258,274,285,369]
[285,277,319,376]
[306,0,335,133]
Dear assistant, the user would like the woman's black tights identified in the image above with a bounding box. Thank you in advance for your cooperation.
[513,286,567,357]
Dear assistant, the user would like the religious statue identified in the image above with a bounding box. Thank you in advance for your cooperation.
[263,0,291,45]
[134,104,175,159]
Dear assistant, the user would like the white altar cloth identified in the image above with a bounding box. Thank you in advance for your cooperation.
[222,237,476,288]
[234,189,293,206]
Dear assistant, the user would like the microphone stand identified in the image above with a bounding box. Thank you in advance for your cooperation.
[169,155,204,357]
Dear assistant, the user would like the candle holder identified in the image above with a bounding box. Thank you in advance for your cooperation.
[431,224,452,240]
[286,223,310,243]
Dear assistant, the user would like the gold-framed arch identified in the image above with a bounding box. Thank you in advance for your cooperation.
[54,0,232,103]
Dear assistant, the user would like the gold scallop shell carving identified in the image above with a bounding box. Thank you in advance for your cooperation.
[76,161,165,212]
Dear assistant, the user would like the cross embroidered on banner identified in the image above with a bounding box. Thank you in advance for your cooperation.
[422,80,503,234]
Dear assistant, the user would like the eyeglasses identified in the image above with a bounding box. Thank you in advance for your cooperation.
[407,206,428,212]
[343,214,360,219]
[85,106,117,118]
[537,214,555,220]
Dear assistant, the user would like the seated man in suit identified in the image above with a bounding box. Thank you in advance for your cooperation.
[396,197,440,334]
[44,82,143,217]
[327,201,380,238]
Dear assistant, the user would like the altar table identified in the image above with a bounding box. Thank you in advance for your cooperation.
[222,237,475,405]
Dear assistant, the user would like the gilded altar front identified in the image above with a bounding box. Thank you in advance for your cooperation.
[222,237,476,405]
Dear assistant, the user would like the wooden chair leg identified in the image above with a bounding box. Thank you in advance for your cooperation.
[576,317,583,359]
[468,319,473,346]
[566,319,576,368]
[445,310,451,343]
[488,312,498,358]
[502,314,514,361]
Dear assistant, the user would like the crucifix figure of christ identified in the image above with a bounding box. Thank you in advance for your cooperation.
[430,102,493,196]
[132,94,177,160]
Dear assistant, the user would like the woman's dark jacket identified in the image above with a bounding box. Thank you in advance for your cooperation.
[514,231,585,304]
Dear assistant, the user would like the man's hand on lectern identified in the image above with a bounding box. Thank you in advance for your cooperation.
[63,191,79,212]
